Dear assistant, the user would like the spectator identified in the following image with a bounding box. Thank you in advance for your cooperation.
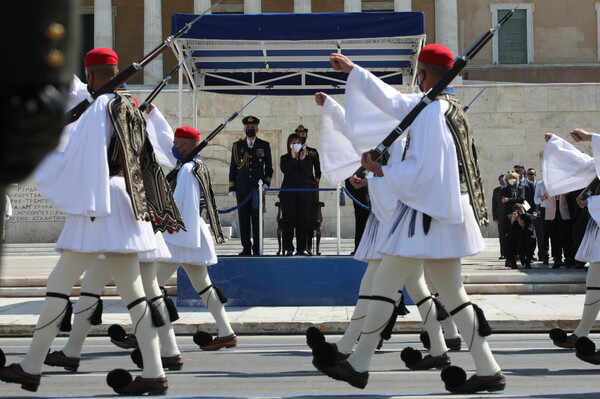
[279,133,314,256]
[514,165,535,212]
[534,180,550,265]
[526,168,543,261]
[491,173,506,259]
[544,192,573,268]
[295,124,322,254]
[228,116,273,256]
[345,176,371,255]
[567,189,589,269]
[505,205,535,269]
[500,171,525,265]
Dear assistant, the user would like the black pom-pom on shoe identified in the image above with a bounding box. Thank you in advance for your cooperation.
[441,365,467,389]
[576,336,596,356]
[400,347,422,366]
[306,327,325,349]
[549,328,567,343]
[312,342,338,369]
[108,324,127,341]
[106,368,132,390]
[193,331,214,347]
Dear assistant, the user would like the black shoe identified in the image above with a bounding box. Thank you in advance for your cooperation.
[401,347,451,370]
[551,261,562,269]
[0,363,41,392]
[45,350,80,372]
[238,250,252,256]
[315,359,368,389]
[542,258,549,265]
[524,263,532,269]
[442,368,506,394]
[498,256,505,260]
[112,375,168,395]
[550,328,578,349]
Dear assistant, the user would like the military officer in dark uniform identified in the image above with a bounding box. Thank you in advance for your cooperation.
[229,116,273,255]
[295,125,322,254]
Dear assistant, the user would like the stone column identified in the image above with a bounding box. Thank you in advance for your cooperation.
[245,0,261,14]
[194,0,212,14]
[345,0,361,12]
[144,0,163,85]
[395,0,411,11]
[94,0,113,48]
[435,0,458,56]
[294,0,311,13]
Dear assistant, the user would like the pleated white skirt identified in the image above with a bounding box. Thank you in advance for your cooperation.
[354,213,385,262]
[163,218,217,266]
[56,176,157,254]
[377,194,485,259]
[576,218,600,262]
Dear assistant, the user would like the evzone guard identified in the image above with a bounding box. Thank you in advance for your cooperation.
[0,48,184,395]
[311,45,505,394]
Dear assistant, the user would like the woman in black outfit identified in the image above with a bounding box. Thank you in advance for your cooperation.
[280,133,314,255]
[500,171,525,265]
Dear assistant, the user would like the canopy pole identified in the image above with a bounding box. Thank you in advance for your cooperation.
[178,66,183,126]
[192,87,197,130]
[336,183,341,255]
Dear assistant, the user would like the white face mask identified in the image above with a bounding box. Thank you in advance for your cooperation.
[291,143,302,153]
[508,179,517,185]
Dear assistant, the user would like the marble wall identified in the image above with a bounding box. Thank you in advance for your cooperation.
[6,82,598,243]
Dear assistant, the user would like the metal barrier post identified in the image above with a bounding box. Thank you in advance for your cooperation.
[336,183,341,255]
[258,179,264,255]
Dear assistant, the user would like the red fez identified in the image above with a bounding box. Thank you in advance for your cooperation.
[418,44,454,67]
[84,48,119,68]
[131,97,139,107]
[174,126,200,141]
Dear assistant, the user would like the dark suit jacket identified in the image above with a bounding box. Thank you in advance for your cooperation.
[229,137,273,198]
[492,186,504,222]
[305,146,321,184]
[500,185,525,215]
[522,179,536,212]
[279,152,314,201]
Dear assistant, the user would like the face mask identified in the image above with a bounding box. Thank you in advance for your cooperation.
[245,128,256,138]
[499,179,505,186]
[291,143,302,153]
[299,136,307,145]
[508,179,516,185]
[171,146,184,160]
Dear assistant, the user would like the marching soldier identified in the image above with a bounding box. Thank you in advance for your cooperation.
[229,116,273,255]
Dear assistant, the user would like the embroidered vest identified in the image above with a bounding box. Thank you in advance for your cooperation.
[107,93,185,233]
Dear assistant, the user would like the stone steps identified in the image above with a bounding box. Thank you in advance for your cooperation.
[0,240,587,297]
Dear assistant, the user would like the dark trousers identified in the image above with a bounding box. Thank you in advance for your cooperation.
[281,193,311,253]
[237,194,260,253]
[544,213,572,262]
[345,179,370,251]
[534,209,547,260]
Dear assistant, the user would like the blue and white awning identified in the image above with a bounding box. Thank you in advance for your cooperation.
[170,12,426,95]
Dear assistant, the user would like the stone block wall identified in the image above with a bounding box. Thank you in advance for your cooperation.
[6,83,598,243]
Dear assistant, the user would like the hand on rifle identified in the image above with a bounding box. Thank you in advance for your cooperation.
[330,53,355,73]
[544,132,554,142]
[315,92,328,107]
[349,174,368,189]
[361,150,383,176]
[577,195,588,208]
[145,102,155,115]
[570,128,594,142]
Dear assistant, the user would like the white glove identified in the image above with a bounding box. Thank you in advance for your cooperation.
[263,184,269,189]
[229,191,236,198]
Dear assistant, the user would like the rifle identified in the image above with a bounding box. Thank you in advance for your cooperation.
[65,0,221,124]
[358,0,524,175]
[138,47,199,113]
[578,177,600,202]
[166,94,261,182]
[463,87,486,112]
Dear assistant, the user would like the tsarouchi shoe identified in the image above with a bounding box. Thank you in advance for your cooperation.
[44,350,80,372]
[549,328,577,349]
[112,375,168,395]
[575,336,600,365]
[0,363,41,392]
[442,366,506,394]
[401,347,451,370]
[316,359,369,389]
[198,334,238,351]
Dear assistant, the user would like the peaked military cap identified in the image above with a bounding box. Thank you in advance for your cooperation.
[295,124,308,134]
[242,116,260,125]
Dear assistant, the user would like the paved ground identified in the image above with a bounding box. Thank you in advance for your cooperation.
[0,238,595,337]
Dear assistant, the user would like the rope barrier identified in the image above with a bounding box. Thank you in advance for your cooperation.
[217,191,255,214]
[341,187,371,211]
